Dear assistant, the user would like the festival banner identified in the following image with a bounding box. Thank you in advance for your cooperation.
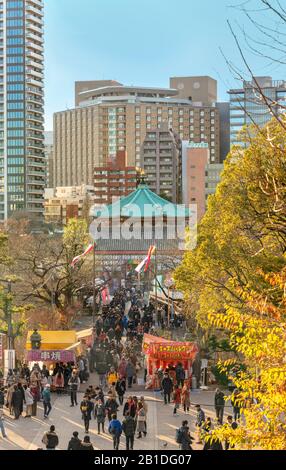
[26,350,75,362]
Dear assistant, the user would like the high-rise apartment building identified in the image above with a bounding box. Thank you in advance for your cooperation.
[0,0,45,221]
[53,79,220,188]
[94,150,138,205]
[229,76,286,146]
[141,122,181,203]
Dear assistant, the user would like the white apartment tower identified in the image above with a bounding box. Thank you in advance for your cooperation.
[0,0,45,220]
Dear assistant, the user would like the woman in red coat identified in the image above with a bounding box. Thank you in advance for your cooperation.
[173,384,181,415]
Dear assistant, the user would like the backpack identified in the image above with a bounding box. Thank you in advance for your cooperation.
[46,432,59,449]
[176,428,183,444]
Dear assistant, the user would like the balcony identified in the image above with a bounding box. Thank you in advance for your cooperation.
[27,188,44,195]
[26,77,44,88]
[26,15,44,27]
[26,50,43,62]
[27,114,44,123]
[26,68,44,80]
[27,178,45,185]
[27,0,44,9]
[26,42,44,53]
[26,4,44,16]
[26,59,44,70]
[26,22,43,35]
[27,132,44,140]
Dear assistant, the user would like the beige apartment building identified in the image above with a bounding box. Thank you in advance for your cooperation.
[53,77,220,188]
[44,184,95,226]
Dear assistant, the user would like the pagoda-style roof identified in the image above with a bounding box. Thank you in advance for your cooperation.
[91,183,191,219]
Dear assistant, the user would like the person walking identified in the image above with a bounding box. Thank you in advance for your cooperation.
[105,393,119,422]
[126,361,135,389]
[176,420,194,450]
[161,373,173,405]
[23,385,34,418]
[108,414,122,450]
[123,396,136,418]
[0,406,8,439]
[80,435,94,450]
[42,384,52,419]
[116,376,126,406]
[173,384,181,415]
[95,400,106,434]
[136,401,146,438]
[214,388,225,424]
[232,389,241,422]
[122,411,136,450]
[195,404,206,444]
[11,385,23,420]
[68,369,80,407]
[175,363,185,388]
[80,396,93,433]
[181,382,191,413]
[67,431,82,450]
[107,367,119,387]
[139,396,148,435]
[42,425,59,450]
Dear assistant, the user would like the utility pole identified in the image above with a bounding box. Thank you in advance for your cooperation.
[7,280,12,350]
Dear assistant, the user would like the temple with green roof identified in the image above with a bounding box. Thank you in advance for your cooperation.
[89,181,195,274]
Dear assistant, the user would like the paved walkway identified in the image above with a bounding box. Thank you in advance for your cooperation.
[0,385,232,451]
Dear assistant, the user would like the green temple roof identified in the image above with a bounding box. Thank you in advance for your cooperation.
[91,183,192,219]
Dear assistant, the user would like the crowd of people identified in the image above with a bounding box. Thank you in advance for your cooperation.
[0,287,242,451]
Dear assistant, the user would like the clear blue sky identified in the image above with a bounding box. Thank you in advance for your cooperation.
[44,0,286,130]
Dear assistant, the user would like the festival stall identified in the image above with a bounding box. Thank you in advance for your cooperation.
[25,330,78,367]
[142,334,199,389]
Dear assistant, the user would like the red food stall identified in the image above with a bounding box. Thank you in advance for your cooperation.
[142,334,199,389]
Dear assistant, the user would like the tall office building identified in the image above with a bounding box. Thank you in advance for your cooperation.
[229,76,286,146]
[0,0,45,221]
[53,78,220,188]
[141,122,182,203]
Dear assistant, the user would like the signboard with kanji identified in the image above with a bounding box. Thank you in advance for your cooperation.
[26,350,75,362]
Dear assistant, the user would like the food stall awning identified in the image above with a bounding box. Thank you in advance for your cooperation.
[26,330,77,351]
[65,341,81,351]
[76,328,93,341]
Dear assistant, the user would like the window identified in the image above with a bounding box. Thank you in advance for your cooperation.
[7,20,24,27]
[7,29,24,37]
[7,75,24,82]
[8,129,24,137]
[7,65,24,73]
[7,56,24,64]
[7,37,24,44]
[7,111,24,118]
[8,138,24,146]
[7,47,23,55]
[179,109,184,115]
[7,102,24,109]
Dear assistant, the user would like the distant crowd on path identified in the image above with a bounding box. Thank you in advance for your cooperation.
[0,287,242,451]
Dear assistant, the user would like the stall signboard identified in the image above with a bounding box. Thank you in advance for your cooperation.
[148,342,198,361]
[26,350,75,362]
[142,334,198,361]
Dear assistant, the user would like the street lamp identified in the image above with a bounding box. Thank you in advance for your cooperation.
[30,329,42,350]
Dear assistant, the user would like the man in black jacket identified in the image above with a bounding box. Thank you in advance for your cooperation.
[42,425,59,450]
[122,412,136,450]
[161,373,173,404]
[214,388,225,424]
[67,431,82,450]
